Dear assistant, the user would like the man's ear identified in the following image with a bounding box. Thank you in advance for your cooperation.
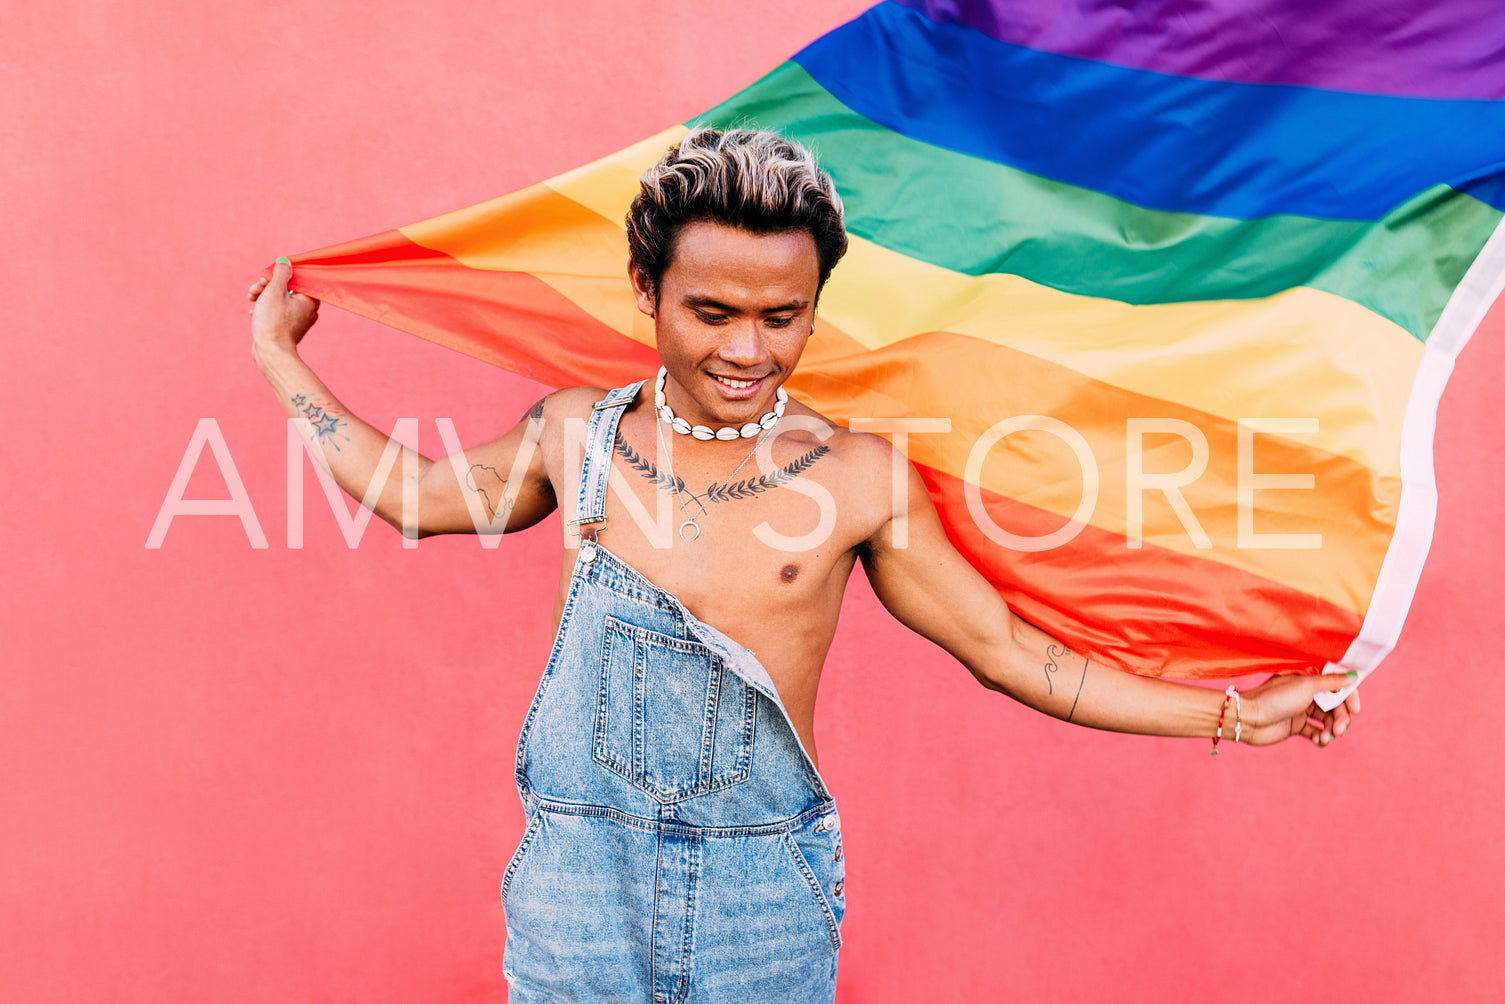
[628,263,657,317]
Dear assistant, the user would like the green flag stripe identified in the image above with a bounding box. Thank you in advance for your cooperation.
[693,63,1501,342]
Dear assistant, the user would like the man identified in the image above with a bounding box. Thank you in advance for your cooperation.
[250,128,1358,1001]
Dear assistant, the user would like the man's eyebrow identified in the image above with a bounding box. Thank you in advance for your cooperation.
[683,295,810,313]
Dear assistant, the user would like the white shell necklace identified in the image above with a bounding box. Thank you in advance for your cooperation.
[655,366,786,440]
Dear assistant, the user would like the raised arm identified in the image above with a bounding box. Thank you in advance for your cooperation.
[249,258,557,537]
[859,454,1358,748]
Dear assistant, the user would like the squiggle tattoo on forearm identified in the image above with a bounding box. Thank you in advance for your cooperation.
[1043,643,1068,695]
[290,392,348,451]
[614,436,830,506]
[1044,643,1091,722]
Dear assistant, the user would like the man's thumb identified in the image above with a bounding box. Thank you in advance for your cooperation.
[263,256,292,291]
[1314,671,1358,694]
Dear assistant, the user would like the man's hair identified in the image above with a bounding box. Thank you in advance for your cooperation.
[626,127,848,300]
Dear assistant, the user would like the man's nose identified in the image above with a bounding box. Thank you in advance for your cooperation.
[717,320,768,367]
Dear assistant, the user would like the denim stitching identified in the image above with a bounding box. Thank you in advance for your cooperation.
[781,830,843,952]
[672,833,701,1004]
[592,620,619,768]
[632,625,647,778]
[586,543,693,616]
[649,829,664,1001]
[513,557,589,785]
[697,658,721,786]
[592,617,756,803]
[531,798,832,838]
[499,810,545,906]
[590,563,676,608]
[575,380,644,526]
[737,680,757,773]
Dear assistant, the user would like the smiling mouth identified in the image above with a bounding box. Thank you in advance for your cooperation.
[711,374,762,390]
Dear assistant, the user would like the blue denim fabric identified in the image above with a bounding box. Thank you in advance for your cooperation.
[502,383,845,1003]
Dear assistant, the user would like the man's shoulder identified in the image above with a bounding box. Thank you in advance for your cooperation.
[545,385,611,414]
[787,402,899,463]
[529,386,608,464]
[776,406,920,544]
[782,403,909,500]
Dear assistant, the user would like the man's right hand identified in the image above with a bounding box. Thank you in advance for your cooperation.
[245,255,563,539]
[249,258,320,357]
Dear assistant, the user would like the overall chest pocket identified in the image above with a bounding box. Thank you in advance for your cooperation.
[593,616,757,802]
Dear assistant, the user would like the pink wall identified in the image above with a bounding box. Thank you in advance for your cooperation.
[6,1,1503,1000]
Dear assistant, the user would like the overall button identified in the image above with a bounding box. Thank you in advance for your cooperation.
[815,814,836,833]
[579,542,597,564]
[832,880,845,898]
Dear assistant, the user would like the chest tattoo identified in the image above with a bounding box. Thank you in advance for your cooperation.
[614,436,831,507]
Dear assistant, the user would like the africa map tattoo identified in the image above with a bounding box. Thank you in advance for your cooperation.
[464,397,547,523]
[466,465,508,521]
[614,436,830,506]
[289,392,348,451]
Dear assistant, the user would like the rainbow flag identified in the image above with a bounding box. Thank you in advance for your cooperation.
[279,0,1505,683]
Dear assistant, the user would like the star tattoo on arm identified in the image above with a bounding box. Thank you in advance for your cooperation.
[290,393,349,451]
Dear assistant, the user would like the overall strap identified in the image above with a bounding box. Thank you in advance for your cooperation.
[570,380,646,532]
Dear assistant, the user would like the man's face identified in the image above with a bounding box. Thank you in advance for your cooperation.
[632,220,820,430]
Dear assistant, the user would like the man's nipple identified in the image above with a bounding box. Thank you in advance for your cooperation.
[780,564,800,583]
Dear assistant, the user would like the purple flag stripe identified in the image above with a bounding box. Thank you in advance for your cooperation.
[895,0,1505,99]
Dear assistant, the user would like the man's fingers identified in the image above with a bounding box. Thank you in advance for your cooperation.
[1298,707,1336,746]
[1332,702,1352,737]
[1303,720,1337,746]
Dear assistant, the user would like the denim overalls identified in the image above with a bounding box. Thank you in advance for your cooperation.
[501,381,846,1003]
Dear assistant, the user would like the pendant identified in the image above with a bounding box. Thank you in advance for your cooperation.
[678,519,701,541]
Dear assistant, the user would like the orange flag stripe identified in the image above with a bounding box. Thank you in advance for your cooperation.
[917,462,1365,677]
[287,230,657,390]
[793,325,1396,617]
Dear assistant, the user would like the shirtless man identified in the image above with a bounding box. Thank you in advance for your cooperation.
[250,128,1359,1002]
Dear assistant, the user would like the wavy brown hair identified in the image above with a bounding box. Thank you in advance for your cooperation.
[626,127,848,301]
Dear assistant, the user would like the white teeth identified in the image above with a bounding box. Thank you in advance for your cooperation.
[715,376,757,389]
